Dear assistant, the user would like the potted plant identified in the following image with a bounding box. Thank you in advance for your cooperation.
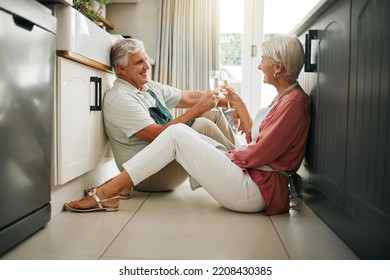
[90,0,111,17]
[73,0,111,22]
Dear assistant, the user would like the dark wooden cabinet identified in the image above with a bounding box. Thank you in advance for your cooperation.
[345,0,390,256]
[305,0,350,208]
[296,0,390,259]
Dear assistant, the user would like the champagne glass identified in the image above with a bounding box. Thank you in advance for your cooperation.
[209,70,220,91]
[209,70,220,111]
[220,71,235,113]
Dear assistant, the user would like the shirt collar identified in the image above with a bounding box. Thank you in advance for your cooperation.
[115,78,150,94]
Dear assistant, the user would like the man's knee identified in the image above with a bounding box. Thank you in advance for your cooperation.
[202,109,224,123]
[191,117,217,135]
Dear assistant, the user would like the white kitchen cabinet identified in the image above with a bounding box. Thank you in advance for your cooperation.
[56,57,114,184]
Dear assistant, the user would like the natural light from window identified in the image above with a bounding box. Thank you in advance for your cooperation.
[261,0,321,106]
[220,0,321,108]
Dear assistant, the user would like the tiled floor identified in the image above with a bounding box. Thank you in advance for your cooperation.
[0,180,358,260]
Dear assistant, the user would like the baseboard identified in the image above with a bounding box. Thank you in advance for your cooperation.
[50,158,119,217]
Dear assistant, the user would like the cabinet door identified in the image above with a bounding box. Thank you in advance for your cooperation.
[302,0,351,207]
[57,57,93,184]
[90,70,114,166]
[346,0,390,249]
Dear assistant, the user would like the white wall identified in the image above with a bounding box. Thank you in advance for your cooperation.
[106,0,160,61]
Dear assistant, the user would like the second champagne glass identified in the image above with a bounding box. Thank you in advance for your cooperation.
[220,71,235,113]
[209,70,220,91]
[209,70,220,111]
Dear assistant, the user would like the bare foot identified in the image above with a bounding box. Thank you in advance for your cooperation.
[85,186,131,199]
[85,178,131,199]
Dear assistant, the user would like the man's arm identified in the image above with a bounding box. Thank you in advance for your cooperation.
[177,90,228,108]
[134,90,218,142]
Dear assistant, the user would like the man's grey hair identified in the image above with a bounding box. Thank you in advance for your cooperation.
[110,38,146,76]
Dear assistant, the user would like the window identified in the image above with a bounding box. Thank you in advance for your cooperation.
[219,0,321,114]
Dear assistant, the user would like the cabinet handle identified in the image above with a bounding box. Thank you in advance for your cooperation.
[305,30,319,72]
[90,76,102,111]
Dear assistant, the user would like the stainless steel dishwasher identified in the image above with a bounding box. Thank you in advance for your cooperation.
[0,0,56,255]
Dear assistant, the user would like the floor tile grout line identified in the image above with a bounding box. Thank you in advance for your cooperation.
[269,216,292,260]
[98,192,152,260]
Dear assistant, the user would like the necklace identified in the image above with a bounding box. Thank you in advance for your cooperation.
[270,81,299,107]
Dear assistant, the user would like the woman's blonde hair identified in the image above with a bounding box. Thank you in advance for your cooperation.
[110,38,146,76]
[261,35,304,82]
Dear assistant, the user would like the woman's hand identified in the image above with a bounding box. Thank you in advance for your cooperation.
[222,86,243,131]
[221,85,253,135]
[222,85,242,108]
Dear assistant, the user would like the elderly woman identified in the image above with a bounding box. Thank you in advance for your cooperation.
[65,35,311,215]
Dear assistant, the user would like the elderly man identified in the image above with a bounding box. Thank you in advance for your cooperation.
[103,38,237,194]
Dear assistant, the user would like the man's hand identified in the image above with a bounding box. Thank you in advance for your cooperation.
[189,90,219,117]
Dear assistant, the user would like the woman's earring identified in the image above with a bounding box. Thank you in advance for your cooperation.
[273,72,279,78]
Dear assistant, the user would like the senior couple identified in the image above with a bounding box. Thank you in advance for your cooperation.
[65,35,311,216]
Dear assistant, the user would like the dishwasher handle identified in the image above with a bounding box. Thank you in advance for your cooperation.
[13,15,34,31]
[0,0,56,34]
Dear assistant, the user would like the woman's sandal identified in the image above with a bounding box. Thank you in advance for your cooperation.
[83,178,131,200]
[64,188,120,213]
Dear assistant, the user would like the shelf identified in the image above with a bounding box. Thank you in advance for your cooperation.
[96,13,114,30]
[81,4,114,30]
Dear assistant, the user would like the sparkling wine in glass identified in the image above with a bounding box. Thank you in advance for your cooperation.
[220,71,235,113]
[209,70,220,111]
[209,70,220,91]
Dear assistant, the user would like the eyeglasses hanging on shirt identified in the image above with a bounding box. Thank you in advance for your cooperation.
[146,89,173,125]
